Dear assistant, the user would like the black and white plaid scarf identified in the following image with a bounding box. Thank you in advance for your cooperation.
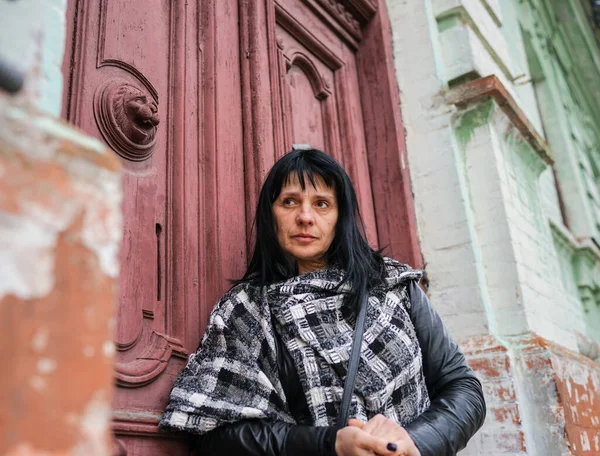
[160,258,430,435]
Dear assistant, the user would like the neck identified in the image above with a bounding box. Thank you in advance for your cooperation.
[297,258,327,275]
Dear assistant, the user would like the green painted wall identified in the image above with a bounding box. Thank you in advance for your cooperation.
[514,0,600,342]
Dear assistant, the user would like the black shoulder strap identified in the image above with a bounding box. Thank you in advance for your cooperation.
[337,292,368,427]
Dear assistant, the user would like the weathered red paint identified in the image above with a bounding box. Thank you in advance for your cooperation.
[357,0,423,267]
[469,356,513,378]
[460,333,600,455]
[552,345,600,455]
[62,0,422,453]
[239,0,383,249]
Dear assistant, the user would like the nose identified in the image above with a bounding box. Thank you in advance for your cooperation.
[296,204,315,225]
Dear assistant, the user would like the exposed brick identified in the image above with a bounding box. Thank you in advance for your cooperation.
[463,336,528,455]
[490,403,522,425]
[482,378,517,403]
[551,343,600,455]
[479,428,527,453]
[468,354,512,379]
[565,425,600,454]
[460,333,600,454]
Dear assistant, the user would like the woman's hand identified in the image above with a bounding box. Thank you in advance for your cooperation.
[347,415,421,456]
[335,425,401,456]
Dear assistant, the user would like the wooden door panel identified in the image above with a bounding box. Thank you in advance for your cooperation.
[281,48,339,158]
[336,46,378,245]
[94,0,172,365]
[63,0,207,453]
[67,0,188,385]
[97,0,171,79]
[286,63,330,150]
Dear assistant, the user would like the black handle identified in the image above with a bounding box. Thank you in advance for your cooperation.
[0,58,25,94]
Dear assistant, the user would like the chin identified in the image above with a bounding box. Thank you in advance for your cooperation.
[287,249,313,259]
[291,253,316,262]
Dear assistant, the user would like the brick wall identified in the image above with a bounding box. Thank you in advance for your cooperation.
[553,346,600,454]
[460,333,600,455]
[461,336,528,455]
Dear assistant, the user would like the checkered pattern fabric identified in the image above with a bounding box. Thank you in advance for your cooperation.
[160,258,430,435]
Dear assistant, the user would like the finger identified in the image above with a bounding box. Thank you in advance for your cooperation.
[348,418,366,429]
[388,439,415,455]
[362,414,387,433]
[358,432,398,455]
[363,416,403,440]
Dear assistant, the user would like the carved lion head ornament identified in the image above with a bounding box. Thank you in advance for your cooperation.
[113,84,160,145]
[94,79,160,161]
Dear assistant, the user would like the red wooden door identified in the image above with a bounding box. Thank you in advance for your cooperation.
[62,0,420,454]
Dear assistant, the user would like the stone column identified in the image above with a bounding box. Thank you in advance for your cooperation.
[0,101,121,454]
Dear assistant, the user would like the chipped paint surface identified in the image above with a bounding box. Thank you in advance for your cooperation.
[461,333,600,455]
[37,358,57,374]
[31,328,50,353]
[71,394,112,456]
[553,346,600,456]
[102,341,116,358]
[78,174,122,278]
[0,214,58,300]
[459,335,528,455]
[0,101,121,455]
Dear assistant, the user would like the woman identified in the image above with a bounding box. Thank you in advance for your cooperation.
[160,149,486,455]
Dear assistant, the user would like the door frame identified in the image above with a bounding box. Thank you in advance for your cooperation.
[239,0,423,267]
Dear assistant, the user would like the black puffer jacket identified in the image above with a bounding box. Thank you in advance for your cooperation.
[196,282,486,455]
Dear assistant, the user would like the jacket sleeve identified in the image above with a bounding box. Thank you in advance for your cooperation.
[404,281,486,456]
[195,419,338,456]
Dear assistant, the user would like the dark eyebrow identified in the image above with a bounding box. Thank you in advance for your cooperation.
[313,193,336,200]
[279,191,335,199]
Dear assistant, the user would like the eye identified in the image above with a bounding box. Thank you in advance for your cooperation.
[282,198,296,206]
[316,200,330,208]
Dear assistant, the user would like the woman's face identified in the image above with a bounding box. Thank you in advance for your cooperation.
[272,173,338,275]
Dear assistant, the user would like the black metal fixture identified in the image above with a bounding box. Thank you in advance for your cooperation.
[593,0,600,29]
[1,0,25,92]
[0,58,24,93]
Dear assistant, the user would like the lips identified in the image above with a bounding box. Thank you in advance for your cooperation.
[292,234,317,241]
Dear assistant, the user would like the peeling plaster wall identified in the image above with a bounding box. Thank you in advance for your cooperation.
[509,0,600,346]
[0,95,122,455]
[452,104,586,349]
[386,0,492,340]
[0,3,121,452]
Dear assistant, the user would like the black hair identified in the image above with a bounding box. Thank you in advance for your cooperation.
[238,148,386,308]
